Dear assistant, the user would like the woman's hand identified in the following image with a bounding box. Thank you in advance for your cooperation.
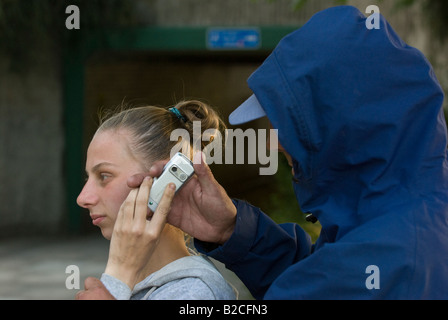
[128,152,237,245]
[104,177,176,289]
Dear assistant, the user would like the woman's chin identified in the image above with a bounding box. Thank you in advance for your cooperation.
[100,228,113,240]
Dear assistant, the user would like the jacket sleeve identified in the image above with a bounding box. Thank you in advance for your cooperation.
[194,199,312,299]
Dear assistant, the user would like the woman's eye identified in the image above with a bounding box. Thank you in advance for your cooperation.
[100,173,112,182]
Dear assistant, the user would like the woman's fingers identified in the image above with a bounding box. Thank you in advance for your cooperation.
[133,177,153,226]
[116,188,138,227]
[106,178,176,290]
[117,177,175,237]
[148,183,176,234]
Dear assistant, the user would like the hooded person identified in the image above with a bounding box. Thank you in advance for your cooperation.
[192,6,448,299]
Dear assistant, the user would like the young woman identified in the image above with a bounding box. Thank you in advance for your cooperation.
[76,100,236,300]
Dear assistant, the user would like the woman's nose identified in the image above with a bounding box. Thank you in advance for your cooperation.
[76,181,99,209]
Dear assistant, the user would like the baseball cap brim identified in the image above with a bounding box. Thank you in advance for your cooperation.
[229,94,266,125]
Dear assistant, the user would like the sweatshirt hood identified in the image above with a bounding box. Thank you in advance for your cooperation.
[247,6,447,242]
[132,255,236,299]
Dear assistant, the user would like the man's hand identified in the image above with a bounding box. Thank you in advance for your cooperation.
[75,277,115,300]
[128,152,237,245]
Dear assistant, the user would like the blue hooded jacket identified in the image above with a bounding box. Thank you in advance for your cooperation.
[196,6,448,299]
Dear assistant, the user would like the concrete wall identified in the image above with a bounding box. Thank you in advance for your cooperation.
[0,49,64,237]
[149,0,327,26]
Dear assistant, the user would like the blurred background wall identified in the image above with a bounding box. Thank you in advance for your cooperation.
[0,0,446,238]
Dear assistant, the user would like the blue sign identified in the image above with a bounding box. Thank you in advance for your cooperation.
[207,28,261,50]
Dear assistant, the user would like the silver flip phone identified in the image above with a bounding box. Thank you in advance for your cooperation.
[147,152,195,212]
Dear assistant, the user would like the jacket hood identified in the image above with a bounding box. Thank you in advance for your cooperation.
[248,6,447,242]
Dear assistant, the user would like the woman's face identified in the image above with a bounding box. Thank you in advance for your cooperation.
[77,129,145,240]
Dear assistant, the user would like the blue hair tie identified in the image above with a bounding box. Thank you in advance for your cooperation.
[169,107,187,123]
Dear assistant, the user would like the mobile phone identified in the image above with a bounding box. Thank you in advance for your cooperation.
[147,152,195,212]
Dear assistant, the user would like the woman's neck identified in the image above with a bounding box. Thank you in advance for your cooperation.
[136,226,190,283]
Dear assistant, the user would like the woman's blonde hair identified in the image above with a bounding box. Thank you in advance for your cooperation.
[96,100,226,169]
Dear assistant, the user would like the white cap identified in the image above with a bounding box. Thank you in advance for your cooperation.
[229,94,266,125]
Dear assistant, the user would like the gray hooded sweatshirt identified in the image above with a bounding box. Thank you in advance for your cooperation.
[101,255,236,300]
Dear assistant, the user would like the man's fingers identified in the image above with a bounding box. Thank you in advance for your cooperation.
[192,151,218,191]
[149,160,169,178]
[127,159,169,189]
[127,173,148,189]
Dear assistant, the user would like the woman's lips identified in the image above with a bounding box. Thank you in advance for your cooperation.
[91,215,105,226]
